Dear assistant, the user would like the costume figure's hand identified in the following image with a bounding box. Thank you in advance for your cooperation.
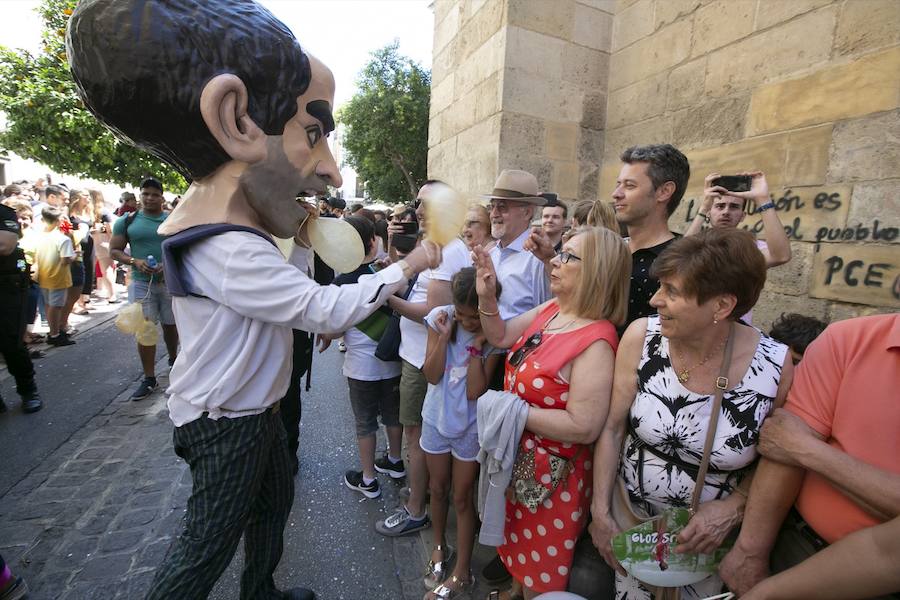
[523,226,555,261]
[588,510,625,575]
[676,499,742,555]
[471,245,498,300]
[758,408,823,467]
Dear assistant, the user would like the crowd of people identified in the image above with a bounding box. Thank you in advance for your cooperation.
[316,145,896,600]
[0,176,183,413]
[2,139,897,599]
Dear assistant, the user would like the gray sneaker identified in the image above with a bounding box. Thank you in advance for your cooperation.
[130,376,158,401]
[375,506,430,537]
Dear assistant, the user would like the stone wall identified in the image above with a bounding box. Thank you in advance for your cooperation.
[597,0,900,327]
[430,0,900,328]
[428,0,614,203]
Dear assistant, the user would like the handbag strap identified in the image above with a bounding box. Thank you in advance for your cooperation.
[689,322,736,515]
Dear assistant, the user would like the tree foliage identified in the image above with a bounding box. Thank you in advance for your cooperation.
[0,0,186,191]
[338,41,430,203]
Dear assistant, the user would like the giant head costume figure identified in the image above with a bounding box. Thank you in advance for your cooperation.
[66,0,342,239]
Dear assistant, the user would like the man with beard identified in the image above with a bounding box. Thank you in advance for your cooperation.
[67,2,441,598]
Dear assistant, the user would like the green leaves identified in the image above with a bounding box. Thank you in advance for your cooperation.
[0,0,185,191]
[338,41,430,203]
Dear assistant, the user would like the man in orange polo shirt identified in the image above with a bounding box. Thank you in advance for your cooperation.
[720,313,900,596]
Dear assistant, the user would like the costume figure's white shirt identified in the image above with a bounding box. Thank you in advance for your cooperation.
[166,231,407,427]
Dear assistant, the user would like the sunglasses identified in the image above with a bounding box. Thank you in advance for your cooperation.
[557,251,582,264]
[509,331,543,368]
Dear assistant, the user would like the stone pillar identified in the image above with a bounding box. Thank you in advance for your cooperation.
[428,0,614,203]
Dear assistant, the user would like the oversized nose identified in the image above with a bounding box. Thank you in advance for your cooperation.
[316,146,343,188]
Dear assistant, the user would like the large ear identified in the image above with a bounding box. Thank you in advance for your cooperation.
[200,74,267,164]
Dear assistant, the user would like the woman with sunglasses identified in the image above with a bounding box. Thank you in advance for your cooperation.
[472,226,631,599]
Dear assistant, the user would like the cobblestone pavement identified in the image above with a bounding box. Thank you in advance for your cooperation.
[0,361,489,600]
[0,313,503,599]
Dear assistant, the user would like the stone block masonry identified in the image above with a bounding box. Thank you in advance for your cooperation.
[430,0,900,329]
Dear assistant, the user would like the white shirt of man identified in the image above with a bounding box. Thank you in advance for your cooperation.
[489,228,550,319]
[398,237,471,369]
[165,231,410,427]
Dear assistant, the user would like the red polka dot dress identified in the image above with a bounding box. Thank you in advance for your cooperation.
[497,302,619,593]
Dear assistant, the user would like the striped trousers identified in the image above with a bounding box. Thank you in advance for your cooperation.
[146,408,294,600]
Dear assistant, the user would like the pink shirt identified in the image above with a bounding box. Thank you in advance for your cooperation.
[785,314,900,543]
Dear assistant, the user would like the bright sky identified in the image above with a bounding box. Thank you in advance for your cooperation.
[2,0,435,108]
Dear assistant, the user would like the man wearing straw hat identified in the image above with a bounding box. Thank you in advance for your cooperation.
[483,169,551,320]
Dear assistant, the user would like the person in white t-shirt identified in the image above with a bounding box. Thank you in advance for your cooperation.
[376,181,473,538]
[420,267,505,599]
[318,216,404,500]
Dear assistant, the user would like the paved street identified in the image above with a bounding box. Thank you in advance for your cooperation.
[0,305,498,600]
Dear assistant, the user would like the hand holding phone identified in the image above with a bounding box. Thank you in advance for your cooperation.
[710,175,752,193]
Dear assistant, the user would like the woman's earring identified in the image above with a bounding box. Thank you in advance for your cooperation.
[713,316,719,325]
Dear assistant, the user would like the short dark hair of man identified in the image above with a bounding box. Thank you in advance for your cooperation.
[326,197,346,211]
[769,313,828,356]
[120,191,136,204]
[42,206,62,224]
[344,215,375,258]
[44,184,65,199]
[141,177,164,193]
[67,0,312,181]
[354,208,375,223]
[651,228,765,319]
[374,218,389,251]
[2,184,23,198]
[620,144,690,216]
[348,202,364,214]
[542,195,568,218]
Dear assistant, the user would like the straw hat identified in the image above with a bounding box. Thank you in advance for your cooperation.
[481,169,546,205]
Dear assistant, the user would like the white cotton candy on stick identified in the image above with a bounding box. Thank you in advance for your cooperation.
[307,216,365,274]
[423,182,466,246]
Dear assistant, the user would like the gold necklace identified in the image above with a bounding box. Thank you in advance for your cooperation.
[543,311,577,332]
[675,335,729,384]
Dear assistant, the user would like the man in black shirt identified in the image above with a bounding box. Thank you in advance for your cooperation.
[0,204,42,413]
[612,144,690,325]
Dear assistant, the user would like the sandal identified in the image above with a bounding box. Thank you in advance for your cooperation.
[423,544,455,589]
[24,333,45,344]
[425,573,474,600]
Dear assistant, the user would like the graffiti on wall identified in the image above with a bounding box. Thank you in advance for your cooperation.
[681,185,899,244]
[811,243,900,307]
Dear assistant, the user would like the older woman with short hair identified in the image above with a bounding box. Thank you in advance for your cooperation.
[462,203,492,251]
[589,228,794,599]
[473,226,631,599]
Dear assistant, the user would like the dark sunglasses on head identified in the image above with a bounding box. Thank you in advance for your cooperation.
[509,331,543,368]
[557,251,582,264]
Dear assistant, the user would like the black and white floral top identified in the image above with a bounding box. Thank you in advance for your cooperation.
[621,315,788,513]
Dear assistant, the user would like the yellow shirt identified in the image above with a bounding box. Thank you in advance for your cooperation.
[34,228,75,289]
